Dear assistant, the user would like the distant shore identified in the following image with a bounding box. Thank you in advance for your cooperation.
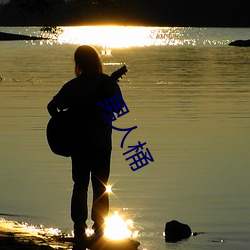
[0,31,45,41]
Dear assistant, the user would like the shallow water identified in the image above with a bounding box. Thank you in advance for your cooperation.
[0,27,250,249]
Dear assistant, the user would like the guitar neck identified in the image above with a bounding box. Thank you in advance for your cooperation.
[110,65,128,82]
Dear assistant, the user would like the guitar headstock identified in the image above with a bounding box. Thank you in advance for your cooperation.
[110,65,128,82]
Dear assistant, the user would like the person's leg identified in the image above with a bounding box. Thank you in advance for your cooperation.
[91,148,111,234]
[71,150,90,238]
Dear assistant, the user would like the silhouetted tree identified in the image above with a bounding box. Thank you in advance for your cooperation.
[9,0,63,15]
[1,0,65,25]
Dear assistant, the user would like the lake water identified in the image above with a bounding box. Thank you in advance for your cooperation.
[0,26,250,250]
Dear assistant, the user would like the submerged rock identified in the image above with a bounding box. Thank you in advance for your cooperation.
[228,39,250,47]
[164,220,192,242]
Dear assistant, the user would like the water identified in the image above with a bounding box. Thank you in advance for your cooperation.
[0,26,250,250]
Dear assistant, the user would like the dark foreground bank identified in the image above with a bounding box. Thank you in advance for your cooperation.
[0,219,140,250]
[0,233,54,250]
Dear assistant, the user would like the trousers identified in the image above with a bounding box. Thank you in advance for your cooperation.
[70,146,111,236]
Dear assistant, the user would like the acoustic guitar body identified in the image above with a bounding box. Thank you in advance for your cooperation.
[46,65,128,157]
[46,111,72,157]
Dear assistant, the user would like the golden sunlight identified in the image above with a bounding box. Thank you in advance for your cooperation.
[57,26,154,48]
[85,227,95,237]
[105,185,113,193]
[104,212,138,241]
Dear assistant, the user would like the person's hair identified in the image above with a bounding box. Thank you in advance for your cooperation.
[74,45,103,76]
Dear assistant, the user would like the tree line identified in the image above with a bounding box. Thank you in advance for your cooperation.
[0,0,249,27]
[0,0,135,26]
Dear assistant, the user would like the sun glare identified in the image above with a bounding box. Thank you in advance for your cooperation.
[105,185,113,193]
[104,212,138,241]
[85,227,95,237]
[57,26,153,48]
[47,26,206,47]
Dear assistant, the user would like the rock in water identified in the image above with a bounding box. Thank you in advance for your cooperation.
[164,220,192,242]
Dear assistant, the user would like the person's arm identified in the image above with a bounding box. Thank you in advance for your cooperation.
[47,80,73,116]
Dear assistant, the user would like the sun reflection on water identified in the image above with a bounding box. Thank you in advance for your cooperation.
[54,26,232,48]
[104,211,139,241]
[57,26,154,48]
[56,26,215,48]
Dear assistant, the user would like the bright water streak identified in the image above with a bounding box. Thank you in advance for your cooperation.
[56,26,250,47]
[1,26,250,47]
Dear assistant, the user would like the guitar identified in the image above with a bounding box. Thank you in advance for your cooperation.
[46,65,128,157]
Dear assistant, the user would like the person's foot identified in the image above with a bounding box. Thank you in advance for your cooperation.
[73,223,89,249]
[74,223,87,237]
[74,234,91,250]
[91,223,104,244]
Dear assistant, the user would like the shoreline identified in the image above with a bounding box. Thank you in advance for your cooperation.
[0,218,140,250]
[0,219,71,249]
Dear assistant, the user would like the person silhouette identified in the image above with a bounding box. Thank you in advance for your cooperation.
[47,45,124,245]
